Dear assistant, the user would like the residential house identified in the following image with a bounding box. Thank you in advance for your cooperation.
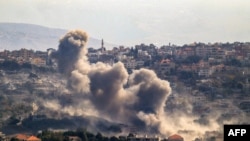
[65,136,82,141]
[225,50,235,60]
[26,136,41,141]
[233,42,250,61]
[183,47,195,58]
[123,59,136,70]
[136,60,145,68]
[35,51,47,60]
[31,57,46,66]
[98,54,114,65]
[157,45,173,56]
[197,60,214,77]
[195,45,209,59]
[13,134,41,141]
[87,51,99,63]
[10,49,34,61]
[167,134,184,141]
[198,68,214,77]
[156,59,175,78]
[0,132,6,141]
[208,47,225,62]
[0,50,10,58]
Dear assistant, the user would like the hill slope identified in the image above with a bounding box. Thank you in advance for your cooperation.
[0,23,116,51]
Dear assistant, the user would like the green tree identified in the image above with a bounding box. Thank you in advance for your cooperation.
[110,136,119,141]
[225,58,242,67]
[10,138,19,141]
[179,71,194,80]
[102,137,109,141]
[127,133,135,138]
[95,132,103,141]
[22,62,32,69]
[83,131,89,141]
[237,82,244,90]
[75,128,89,141]
[0,60,20,70]
[38,130,64,141]
[181,55,201,64]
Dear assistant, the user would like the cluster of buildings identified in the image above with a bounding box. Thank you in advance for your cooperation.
[1,41,248,141]
[0,41,249,97]
[87,41,250,78]
[119,133,184,141]
[0,133,40,141]
[0,48,50,67]
[0,41,250,78]
[0,132,184,141]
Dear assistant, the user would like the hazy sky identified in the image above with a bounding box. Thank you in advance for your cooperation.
[0,0,249,46]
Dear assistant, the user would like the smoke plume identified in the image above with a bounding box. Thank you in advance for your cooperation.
[49,29,248,140]
[51,29,172,134]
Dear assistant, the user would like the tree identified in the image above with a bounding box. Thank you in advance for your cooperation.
[107,125,122,133]
[7,116,19,125]
[236,82,244,90]
[24,81,34,94]
[178,71,194,80]
[63,131,76,136]
[38,130,64,141]
[127,133,135,138]
[143,60,151,67]
[95,132,103,141]
[181,55,201,64]
[102,137,109,141]
[225,58,242,67]
[0,60,20,70]
[10,138,19,141]
[83,131,89,141]
[76,128,89,141]
[110,136,119,141]
[134,48,138,58]
[22,62,32,69]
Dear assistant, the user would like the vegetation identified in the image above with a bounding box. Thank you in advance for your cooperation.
[37,129,121,141]
[181,55,202,64]
[0,60,56,72]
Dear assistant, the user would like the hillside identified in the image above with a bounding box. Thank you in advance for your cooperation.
[0,23,117,51]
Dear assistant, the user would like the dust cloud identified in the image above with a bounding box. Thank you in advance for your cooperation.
[47,29,247,140]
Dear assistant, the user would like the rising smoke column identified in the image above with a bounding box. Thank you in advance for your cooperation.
[51,29,172,135]
[53,30,88,75]
[52,30,91,93]
[49,29,249,140]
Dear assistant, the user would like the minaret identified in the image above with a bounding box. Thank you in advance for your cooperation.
[101,39,104,48]
[101,39,104,53]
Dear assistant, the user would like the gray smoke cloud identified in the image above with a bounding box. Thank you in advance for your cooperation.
[52,30,88,75]
[49,29,248,140]
[51,29,172,134]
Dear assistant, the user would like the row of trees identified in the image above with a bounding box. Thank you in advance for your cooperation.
[0,60,56,72]
[37,129,121,141]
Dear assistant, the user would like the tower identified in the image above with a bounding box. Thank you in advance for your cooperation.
[101,39,104,48]
[101,39,105,53]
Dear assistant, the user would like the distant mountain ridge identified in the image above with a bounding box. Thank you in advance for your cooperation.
[0,23,117,51]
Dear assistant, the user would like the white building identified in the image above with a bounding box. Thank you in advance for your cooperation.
[136,60,145,68]
[198,68,214,77]
[123,60,137,69]
[127,135,159,141]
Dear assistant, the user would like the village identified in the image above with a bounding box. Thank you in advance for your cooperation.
[0,41,250,141]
